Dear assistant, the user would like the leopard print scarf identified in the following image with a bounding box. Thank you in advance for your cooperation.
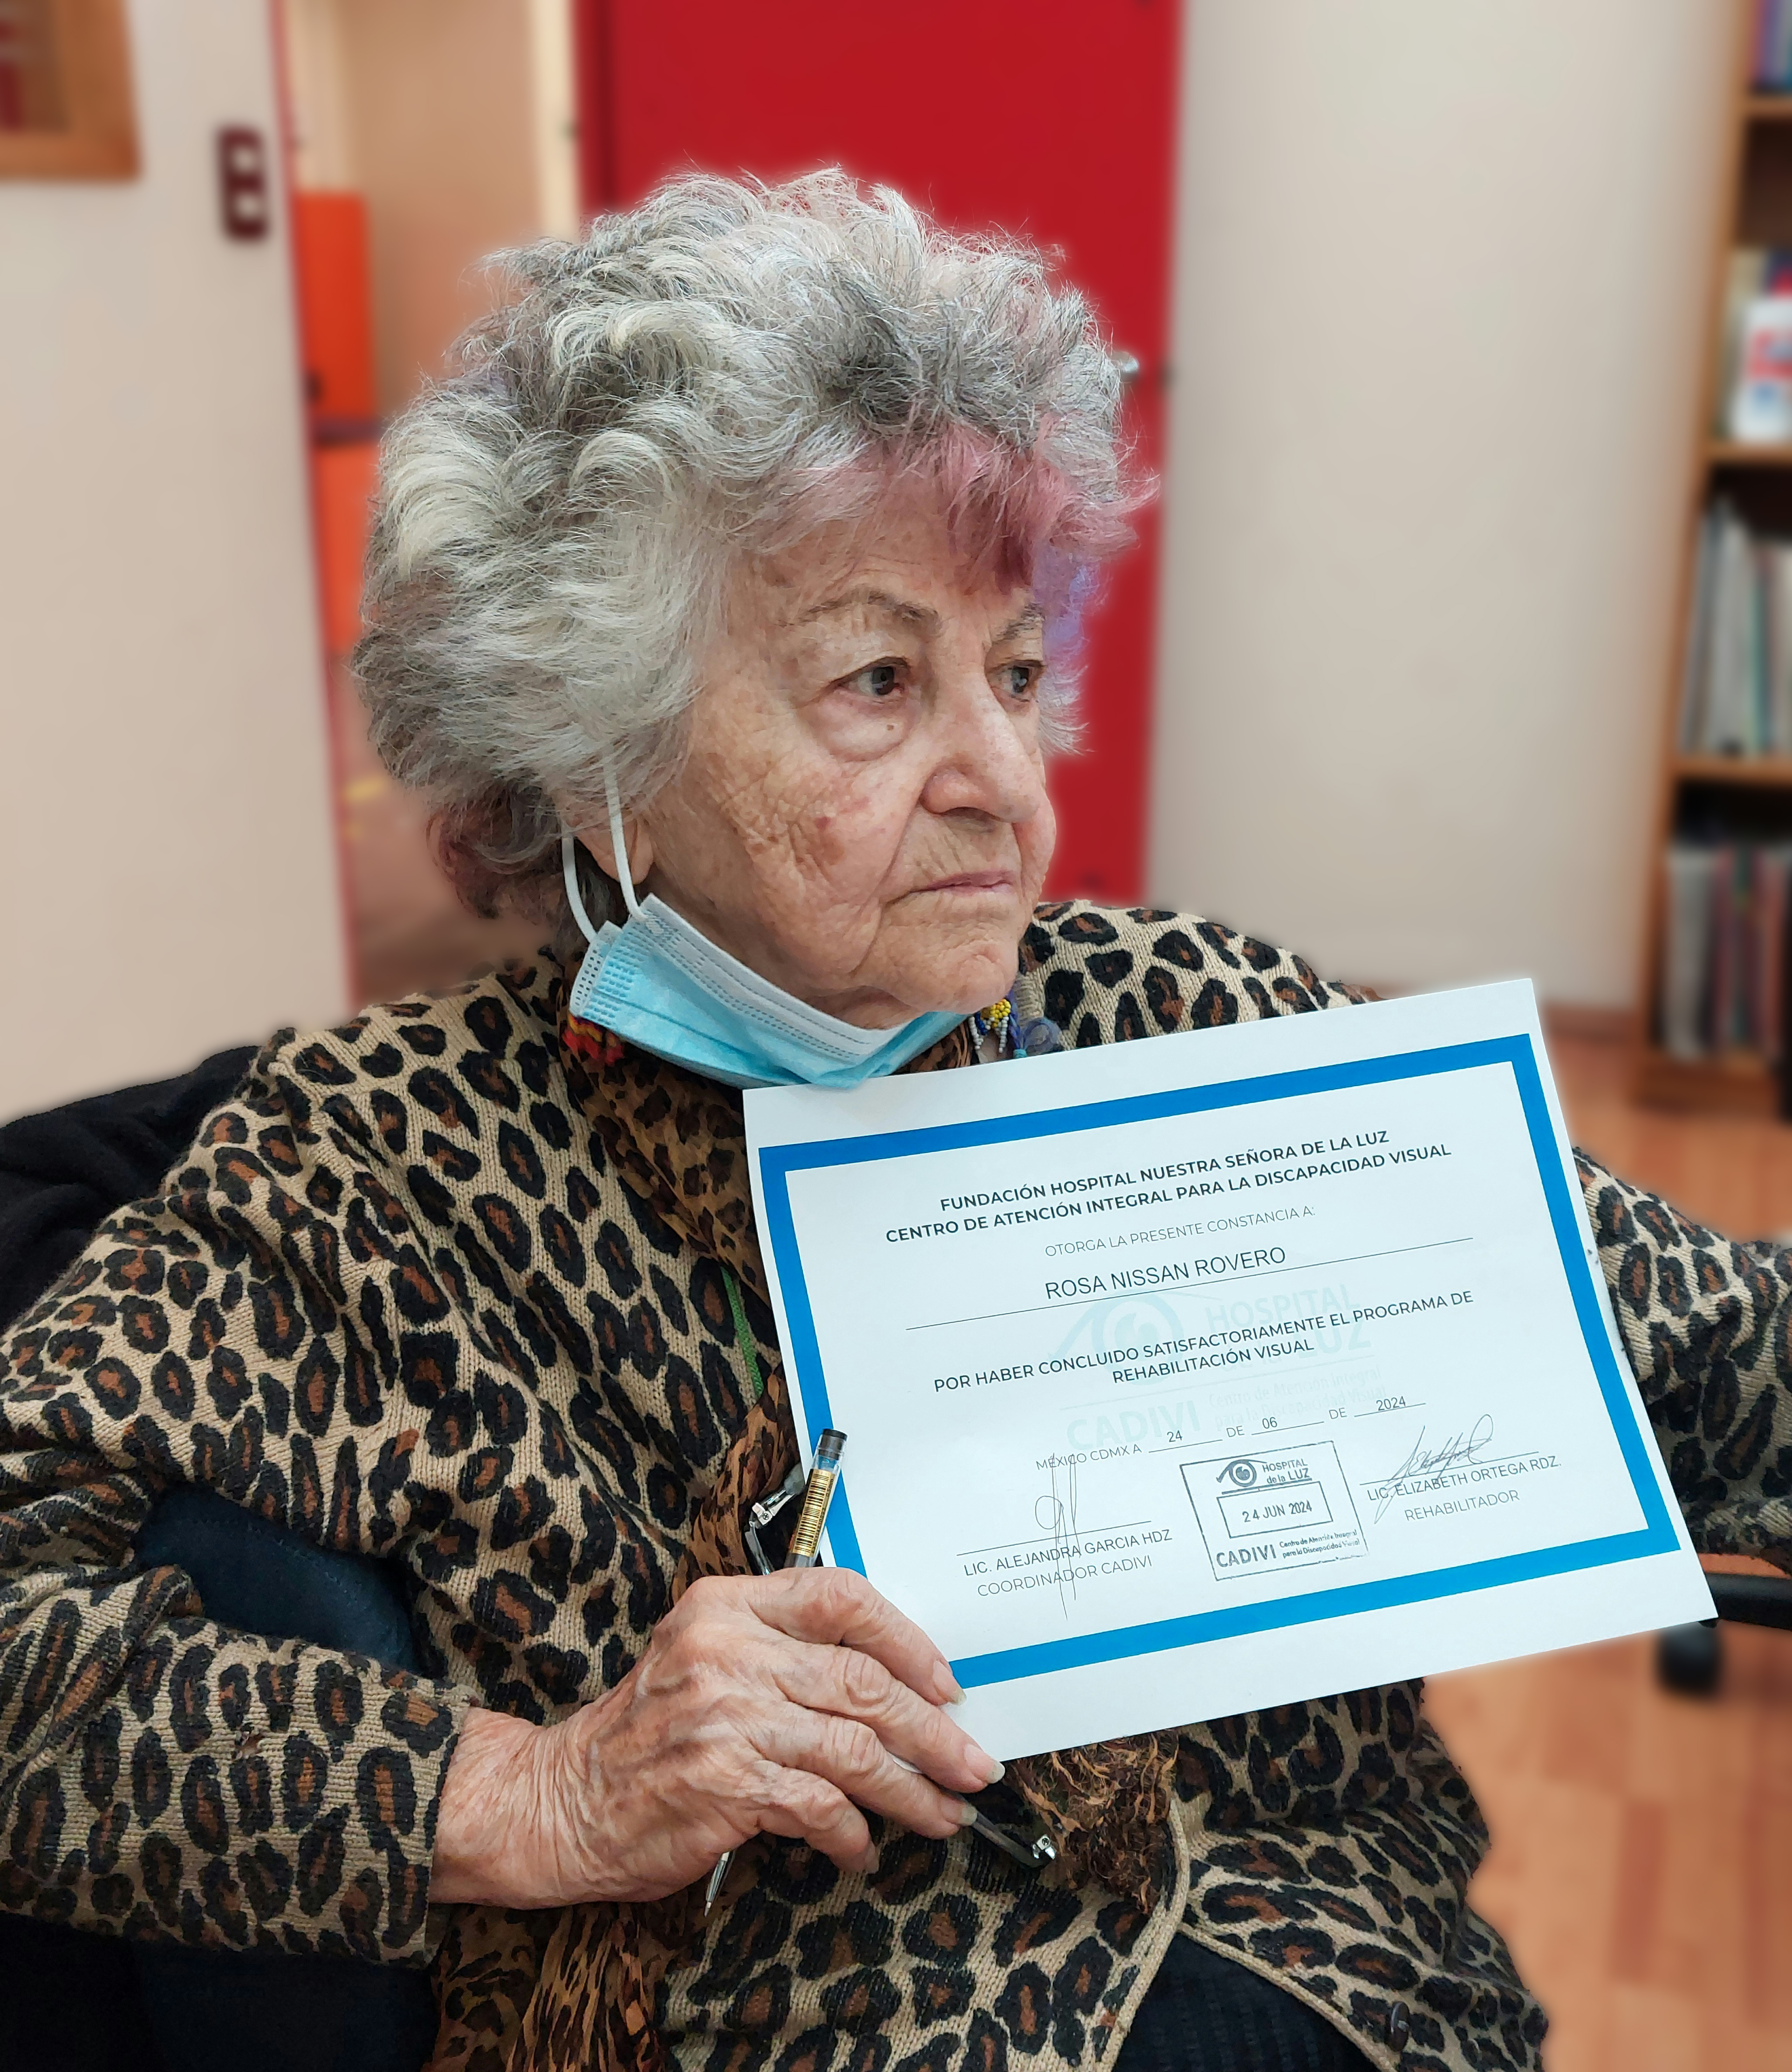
[515,997,1177,2072]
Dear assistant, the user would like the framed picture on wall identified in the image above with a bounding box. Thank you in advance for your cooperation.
[0,0,136,178]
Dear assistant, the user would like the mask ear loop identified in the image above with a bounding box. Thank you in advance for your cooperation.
[559,760,642,946]
[560,833,603,947]
[602,760,643,919]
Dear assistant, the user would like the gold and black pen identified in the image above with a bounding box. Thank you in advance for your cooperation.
[786,1427,846,1567]
[702,1429,1051,1913]
[705,1430,849,1914]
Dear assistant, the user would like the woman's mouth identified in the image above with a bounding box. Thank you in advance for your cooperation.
[919,870,1015,895]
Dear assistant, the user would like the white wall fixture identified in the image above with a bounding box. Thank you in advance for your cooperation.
[0,0,346,1113]
[1151,0,1736,1009]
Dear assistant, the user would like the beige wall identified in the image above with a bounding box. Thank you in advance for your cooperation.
[298,0,569,412]
[1149,0,1738,1009]
[0,0,346,1116]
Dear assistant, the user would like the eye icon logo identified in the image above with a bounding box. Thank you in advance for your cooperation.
[1218,1458,1258,1490]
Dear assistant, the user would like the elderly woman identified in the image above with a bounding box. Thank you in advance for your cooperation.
[1,173,1787,2072]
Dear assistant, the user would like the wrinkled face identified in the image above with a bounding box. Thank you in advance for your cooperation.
[575,482,1058,1027]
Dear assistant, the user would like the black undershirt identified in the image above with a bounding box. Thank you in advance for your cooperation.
[1116,1934,1375,2072]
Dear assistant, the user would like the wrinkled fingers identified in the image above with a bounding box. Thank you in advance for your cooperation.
[771,1638,999,1796]
[741,1568,960,1704]
[757,1708,972,1840]
[752,1762,880,1873]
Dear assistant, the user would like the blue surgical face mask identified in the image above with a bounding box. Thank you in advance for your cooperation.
[559,775,965,1091]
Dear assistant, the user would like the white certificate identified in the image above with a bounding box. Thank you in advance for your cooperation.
[744,982,1714,1760]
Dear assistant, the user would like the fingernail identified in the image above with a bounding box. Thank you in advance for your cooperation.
[954,1799,979,1826]
[862,1843,881,1874]
[936,1663,966,1704]
[964,1741,1001,1783]
[985,1757,1005,1785]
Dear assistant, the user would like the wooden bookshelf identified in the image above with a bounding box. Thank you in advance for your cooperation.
[1635,4,1792,1113]
[1709,438,1792,465]
[1674,752,1792,784]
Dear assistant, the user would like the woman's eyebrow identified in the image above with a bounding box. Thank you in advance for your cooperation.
[991,608,1045,645]
[798,587,942,632]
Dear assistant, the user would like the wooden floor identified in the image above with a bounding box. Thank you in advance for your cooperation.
[1423,1030,1792,2072]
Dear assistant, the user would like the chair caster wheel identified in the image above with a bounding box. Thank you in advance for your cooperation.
[1656,1621,1722,1696]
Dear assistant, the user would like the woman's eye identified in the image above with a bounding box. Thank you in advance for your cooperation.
[843,662,904,699]
[997,662,1041,699]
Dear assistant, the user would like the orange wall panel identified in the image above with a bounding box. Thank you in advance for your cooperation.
[293,190,376,423]
[310,438,378,658]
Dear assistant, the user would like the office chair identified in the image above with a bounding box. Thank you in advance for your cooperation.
[1658,1572,1792,1693]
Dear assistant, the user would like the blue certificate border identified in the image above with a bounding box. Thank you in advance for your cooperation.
[754,1036,1679,1689]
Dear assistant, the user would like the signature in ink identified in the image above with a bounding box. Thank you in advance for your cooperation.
[1372,1414,1494,1521]
[1036,1460,1081,1616]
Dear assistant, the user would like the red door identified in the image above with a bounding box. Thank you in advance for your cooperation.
[573,0,1180,904]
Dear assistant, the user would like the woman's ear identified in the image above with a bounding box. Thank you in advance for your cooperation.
[576,816,655,895]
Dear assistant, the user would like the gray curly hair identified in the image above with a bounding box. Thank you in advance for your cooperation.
[354,170,1138,927]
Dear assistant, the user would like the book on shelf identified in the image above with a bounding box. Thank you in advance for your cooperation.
[1717,249,1792,443]
[1660,838,1792,1061]
[1677,500,1792,756]
[1756,0,1792,91]
[1715,248,1766,432]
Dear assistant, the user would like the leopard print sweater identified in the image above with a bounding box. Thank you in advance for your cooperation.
[0,903,1787,2072]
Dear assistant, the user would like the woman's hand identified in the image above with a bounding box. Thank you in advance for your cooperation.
[431,1568,1002,1908]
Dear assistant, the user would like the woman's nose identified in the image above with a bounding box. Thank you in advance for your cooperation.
[919,668,1048,825]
